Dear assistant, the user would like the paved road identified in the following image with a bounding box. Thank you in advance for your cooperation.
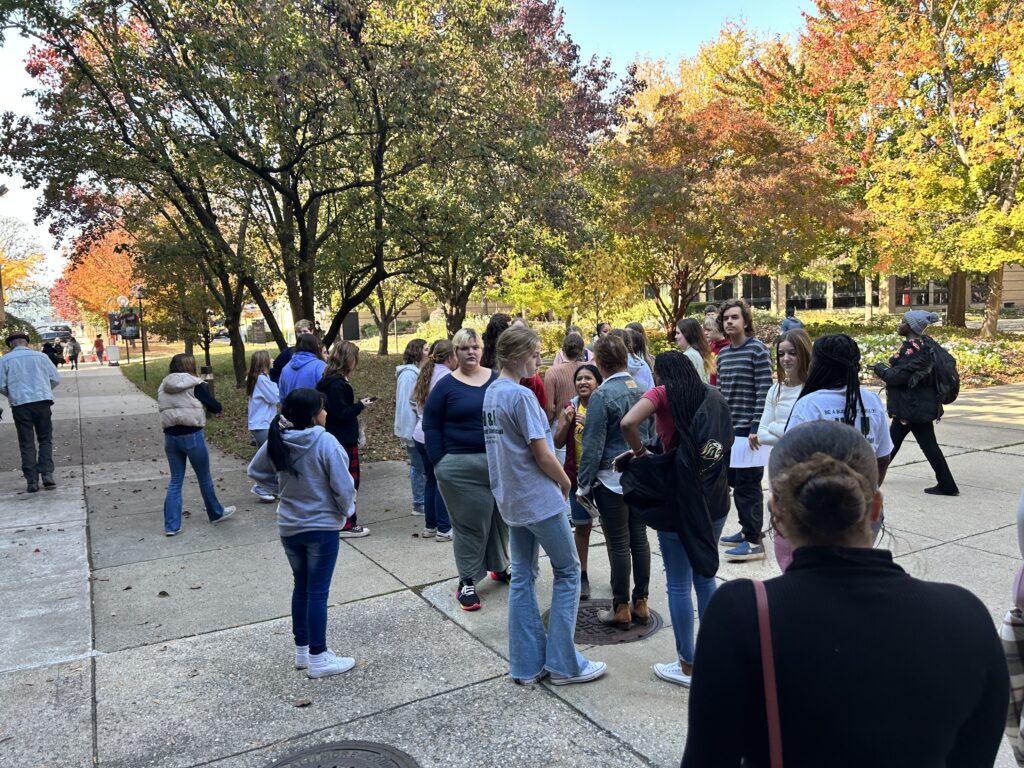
[1,366,1021,767]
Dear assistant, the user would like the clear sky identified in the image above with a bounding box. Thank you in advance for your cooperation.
[0,1,813,274]
[558,0,813,74]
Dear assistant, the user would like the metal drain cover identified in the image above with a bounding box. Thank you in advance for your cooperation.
[544,598,663,645]
[269,741,420,768]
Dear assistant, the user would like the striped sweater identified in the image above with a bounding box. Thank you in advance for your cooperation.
[715,337,773,433]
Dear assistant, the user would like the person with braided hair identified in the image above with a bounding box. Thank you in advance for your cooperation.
[620,350,733,687]
[682,420,1007,767]
[786,334,893,483]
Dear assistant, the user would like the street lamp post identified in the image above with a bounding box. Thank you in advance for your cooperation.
[132,285,147,382]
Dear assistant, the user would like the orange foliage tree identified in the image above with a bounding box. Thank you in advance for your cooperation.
[63,229,137,317]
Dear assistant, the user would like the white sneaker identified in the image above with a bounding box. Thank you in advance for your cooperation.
[294,645,310,669]
[251,485,276,503]
[549,660,607,686]
[653,660,692,687]
[338,525,370,539]
[435,530,453,542]
[212,506,236,524]
[421,527,436,539]
[411,507,425,516]
[306,649,356,678]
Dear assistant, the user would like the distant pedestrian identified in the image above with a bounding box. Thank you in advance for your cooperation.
[157,354,235,536]
[93,334,105,363]
[588,322,611,351]
[0,331,60,493]
[543,332,586,462]
[625,322,655,371]
[716,299,773,562]
[872,310,959,496]
[278,333,325,403]
[675,317,716,384]
[247,388,358,679]
[66,337,81,370]
[552,364,603,599]
[246,350,279,502]
[780,303,805,333]
[681,420,1008,768]
[41,340,60,367]
[412,340,456,541]
[610,328,654,391]
[424,327,509,611]
[395,338,428,517]
[318,340,373,538]
[484,325,607,687]
[552,326,591,365]
[270,319,315,383]
[703,304,718,319]
[52,340,65,367]
[703,316,729,386]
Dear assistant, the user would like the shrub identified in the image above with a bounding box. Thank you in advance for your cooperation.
[0,313,40,344]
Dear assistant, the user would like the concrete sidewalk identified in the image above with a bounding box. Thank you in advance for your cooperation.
[1,366,1021,767]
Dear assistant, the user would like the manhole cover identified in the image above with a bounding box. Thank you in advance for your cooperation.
[543,598,663,645]
[269,741,419,768]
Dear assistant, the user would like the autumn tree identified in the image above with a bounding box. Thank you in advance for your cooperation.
[603,92,854,331]
[561,246,639,328]
[48,277,80,324]
[801,0,1024,336]
[63,228,136,318]
[0,216,43,305]
[360,277,425,356]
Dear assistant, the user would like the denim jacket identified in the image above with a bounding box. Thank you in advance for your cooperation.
[0,347,60,406]
[577,371,648,492]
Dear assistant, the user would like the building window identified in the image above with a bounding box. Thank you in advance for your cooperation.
[787,279,827,310]
[895,274,930,307]
[742,275,772,308]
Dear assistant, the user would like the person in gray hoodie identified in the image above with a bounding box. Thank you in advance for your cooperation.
[247,387,358,679]
[394,338,428,515]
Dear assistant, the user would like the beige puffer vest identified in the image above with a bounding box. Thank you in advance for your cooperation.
[157,373,206,430]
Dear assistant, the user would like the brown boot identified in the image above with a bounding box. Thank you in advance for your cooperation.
[598,602,632,630]
[632,597,651,626]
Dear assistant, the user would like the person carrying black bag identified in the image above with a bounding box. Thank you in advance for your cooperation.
[619,350,734,687]
[872,310,959,497]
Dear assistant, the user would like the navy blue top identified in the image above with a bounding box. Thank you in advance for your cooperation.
[423,370,497,464]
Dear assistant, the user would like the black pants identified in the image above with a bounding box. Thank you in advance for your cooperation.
[727,466,765,543]
[12,401,54,482]
[889,419,958,492]
[594,484,650,606]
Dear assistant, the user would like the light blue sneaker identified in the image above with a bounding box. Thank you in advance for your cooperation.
[725,541,766,562]
[719,530,745,548]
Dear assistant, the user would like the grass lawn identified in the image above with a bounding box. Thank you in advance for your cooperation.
[120,347,409,463]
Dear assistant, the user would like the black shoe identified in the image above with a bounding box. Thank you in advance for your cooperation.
[456,580,481,611]
[489,568,511,584]
[579,572,591,600]
[42,475,56,489]
[924,485,959,496]
[26,482,39,493]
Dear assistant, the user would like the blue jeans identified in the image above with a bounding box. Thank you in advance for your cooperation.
[280,530,339,655]
[250,429,277,496]
[406,442,426,510]
[508,512,586,679]
[163,430,225,532]
[415,442,451,533]
[658,516,727,665]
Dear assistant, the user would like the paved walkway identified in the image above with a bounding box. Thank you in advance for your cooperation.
[1,366,1021,767]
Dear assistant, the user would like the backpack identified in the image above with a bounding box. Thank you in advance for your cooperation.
[927,338,960,405]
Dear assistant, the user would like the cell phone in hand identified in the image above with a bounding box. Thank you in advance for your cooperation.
[367,396,379,402]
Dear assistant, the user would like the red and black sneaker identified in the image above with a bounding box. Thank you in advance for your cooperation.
[456,580,481,611]
[489,568,512,584]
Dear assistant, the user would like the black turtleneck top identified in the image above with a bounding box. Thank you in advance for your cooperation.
[681,547,1009,768]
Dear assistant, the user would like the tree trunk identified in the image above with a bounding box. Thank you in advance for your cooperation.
[227,321,247,387]
[946,271,967,327]
[184,337,194,356]
[981,267,1002,338]
[444,301,468,337]
[377,320,391,355]
[863,274,874,322]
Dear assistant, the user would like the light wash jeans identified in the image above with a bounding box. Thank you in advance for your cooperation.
[405,441,426,510]
[658,516,727,665]
[507,512,587,679]
[163,430,225,533]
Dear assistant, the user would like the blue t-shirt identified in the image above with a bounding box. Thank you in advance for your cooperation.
[483,377,567,526]
[423,370,497,464]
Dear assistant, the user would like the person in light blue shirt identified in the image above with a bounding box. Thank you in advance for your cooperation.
[0,332,60,492]
[483,325,607,688]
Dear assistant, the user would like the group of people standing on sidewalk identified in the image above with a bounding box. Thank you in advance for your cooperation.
[105,301,1007,764]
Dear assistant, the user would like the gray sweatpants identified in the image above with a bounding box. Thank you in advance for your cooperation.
[434,452,509,583]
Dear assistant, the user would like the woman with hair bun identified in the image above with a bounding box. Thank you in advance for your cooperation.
[682,420,1008,767]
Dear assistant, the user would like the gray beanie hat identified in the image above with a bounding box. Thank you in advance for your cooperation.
[904,310,939,335]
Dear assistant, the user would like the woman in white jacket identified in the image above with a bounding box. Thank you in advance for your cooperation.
[247,350,279,502]
[754,329,811,570]
[394,339,428,515]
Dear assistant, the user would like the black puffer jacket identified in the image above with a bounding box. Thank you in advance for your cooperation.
[873,336,942,423]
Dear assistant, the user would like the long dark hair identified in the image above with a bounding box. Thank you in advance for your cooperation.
[654,351,706,439]
[481,313,511,369]
[676,317,716,378]
[267,388,325,477]
[796,334,868,434]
